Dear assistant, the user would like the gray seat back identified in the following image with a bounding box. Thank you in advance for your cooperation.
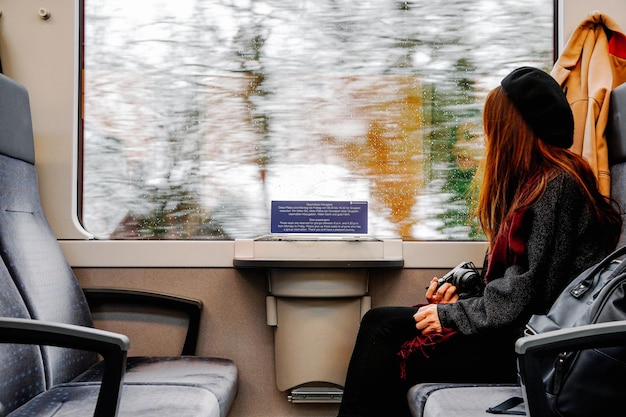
[0,74,35,163]
[607,82,626,247]
[0,258,46,415]
[0,74,99,388]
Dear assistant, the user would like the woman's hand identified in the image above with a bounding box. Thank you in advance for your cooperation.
[414,304,442,334]
[416,278,460,334]
[425,277,459,304]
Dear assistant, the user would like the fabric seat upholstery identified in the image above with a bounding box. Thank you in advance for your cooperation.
[8,385,221,417]
[408,385,524,417]
[0,261,46,415]
[73,357,239,416]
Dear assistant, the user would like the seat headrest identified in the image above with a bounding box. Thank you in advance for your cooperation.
[608,82,626,165]
[0,74,35,164]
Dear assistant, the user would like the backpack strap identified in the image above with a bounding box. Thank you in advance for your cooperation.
[486,396,525,415]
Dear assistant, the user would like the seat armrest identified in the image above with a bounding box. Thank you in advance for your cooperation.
[0,317,130,417]
[515,321,626,417]
[83,288,202,355]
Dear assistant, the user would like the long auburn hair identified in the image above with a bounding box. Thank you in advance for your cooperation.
[475,86,621,247]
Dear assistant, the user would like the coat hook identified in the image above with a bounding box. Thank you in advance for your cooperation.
[38,8,51,20]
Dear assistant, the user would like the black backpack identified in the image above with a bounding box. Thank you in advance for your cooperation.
[521,245,626,417]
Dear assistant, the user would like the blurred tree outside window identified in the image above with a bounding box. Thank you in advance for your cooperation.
[81,0,553,240]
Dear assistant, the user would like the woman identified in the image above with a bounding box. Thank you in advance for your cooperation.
[337,67,622,417]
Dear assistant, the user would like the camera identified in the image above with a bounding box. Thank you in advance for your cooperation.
[436,261,484,297]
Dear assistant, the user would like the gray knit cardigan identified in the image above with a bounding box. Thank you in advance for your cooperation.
[438,172,618,336]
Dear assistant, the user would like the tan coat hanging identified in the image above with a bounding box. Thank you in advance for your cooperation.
[551,13,626,197]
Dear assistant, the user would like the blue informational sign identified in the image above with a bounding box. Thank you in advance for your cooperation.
[271,201,368,234]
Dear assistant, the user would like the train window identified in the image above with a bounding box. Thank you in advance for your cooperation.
[81,0,554,240]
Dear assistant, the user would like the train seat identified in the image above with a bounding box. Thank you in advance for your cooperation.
[407,81,626,417]
[0,72,237,417]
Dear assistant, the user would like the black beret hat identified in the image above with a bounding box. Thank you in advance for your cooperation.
[500,67,574,148]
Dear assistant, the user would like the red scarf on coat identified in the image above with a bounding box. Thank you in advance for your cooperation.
[397,208,529,379]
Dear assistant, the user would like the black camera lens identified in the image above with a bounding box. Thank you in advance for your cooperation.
[437,261,484,296]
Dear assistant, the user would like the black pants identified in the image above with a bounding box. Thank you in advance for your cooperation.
[337,306,518,417]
